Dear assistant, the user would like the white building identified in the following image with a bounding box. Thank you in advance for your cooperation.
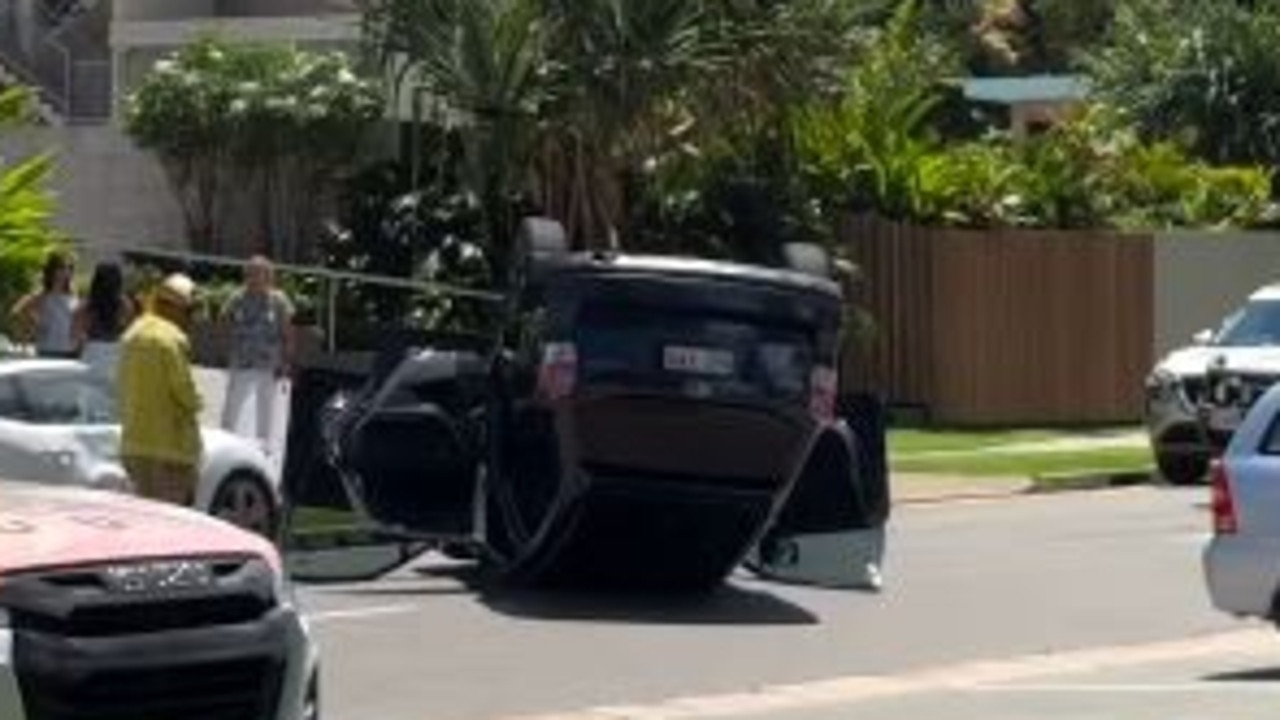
[0,0,362,253]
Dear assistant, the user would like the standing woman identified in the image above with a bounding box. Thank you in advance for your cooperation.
[10,251,79,358]
[75,262,136,378]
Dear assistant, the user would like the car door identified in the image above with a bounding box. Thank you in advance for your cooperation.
[278,346,485,583]
[9,368,125,489]
[745,393,891,590]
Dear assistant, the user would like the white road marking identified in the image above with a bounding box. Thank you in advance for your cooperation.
[307,604,419,624]
[502,629,1275,720]
[971,682,1280,695]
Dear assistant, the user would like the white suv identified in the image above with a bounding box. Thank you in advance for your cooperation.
[0,479,319,720]
[1146,284,1280,484]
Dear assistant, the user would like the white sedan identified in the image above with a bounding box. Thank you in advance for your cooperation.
[0,359,279,535]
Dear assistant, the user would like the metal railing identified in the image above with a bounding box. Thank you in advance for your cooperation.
[71,240,508,354]
[0,0,110,122]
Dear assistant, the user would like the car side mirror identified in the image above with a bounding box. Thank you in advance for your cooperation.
[1193,329,1214,346]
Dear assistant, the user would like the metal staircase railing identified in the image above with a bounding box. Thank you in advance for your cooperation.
[0,0,110,123]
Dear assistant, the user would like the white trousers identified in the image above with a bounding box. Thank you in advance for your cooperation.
[222,369,279,449]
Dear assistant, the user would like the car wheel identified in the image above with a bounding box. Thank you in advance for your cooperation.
[210,471,279,537]
[1157,452,1209,486]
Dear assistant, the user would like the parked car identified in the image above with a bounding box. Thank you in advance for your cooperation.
[1146,284,1280,485]
[0,478,319,719]
[1203,381,1280,628]
[0,359,280,535]
[281,220,891,592]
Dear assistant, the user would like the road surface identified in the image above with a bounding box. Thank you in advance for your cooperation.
[293,486,1275,720]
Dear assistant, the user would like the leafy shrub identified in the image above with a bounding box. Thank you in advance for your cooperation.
[125,37,384,257]
[0,87,63,336]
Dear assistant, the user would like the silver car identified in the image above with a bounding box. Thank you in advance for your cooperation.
[1203,381,1280,625]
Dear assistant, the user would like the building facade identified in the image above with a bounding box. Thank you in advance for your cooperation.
[0,0,361,253]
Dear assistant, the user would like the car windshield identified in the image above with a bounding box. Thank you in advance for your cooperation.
[17,371,119,425]
[1215,299,1280,347]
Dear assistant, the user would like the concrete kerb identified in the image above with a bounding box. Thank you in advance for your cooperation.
[895,470,1159,506]
[1028,469,1157,494]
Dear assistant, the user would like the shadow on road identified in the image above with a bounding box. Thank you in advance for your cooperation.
[300,557,823,625]
[477,583,820,626]
[1206,666,1280,683]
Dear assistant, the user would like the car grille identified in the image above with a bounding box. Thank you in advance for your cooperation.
[8,558,273,637]
[1180,376,1208,406]
[18,657,283,720]
[1204,373,1280,408]
[3,557,287,720]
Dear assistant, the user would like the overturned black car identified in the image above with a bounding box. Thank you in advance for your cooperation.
[279,220,891,592]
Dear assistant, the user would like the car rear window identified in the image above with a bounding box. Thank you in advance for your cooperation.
[573,302,815,400]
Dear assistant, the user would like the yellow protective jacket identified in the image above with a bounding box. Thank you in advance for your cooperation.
[117,313,203,467]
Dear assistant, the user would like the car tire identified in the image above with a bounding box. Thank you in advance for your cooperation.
[1157,452,1209,486]
[210,470,280,538]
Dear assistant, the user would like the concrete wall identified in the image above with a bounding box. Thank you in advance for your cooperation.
[215,0,357,16]
[0,123,185,251]
[110,14,360,51]
[114,0,354,20]
[114,0,215,21]
[1152,230,1280,359]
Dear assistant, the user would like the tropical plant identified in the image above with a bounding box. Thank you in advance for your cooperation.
[793,0,961,220]
[319,159,491,340]
[362,0,551,283]
[362,0,884,262]
[125,38,384,258]
[1085,0,1280,170]
[0,86,63,332]
[928,0,1115,75]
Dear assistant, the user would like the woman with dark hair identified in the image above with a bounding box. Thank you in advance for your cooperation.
[74,262,137,377]
[10,250,79,358]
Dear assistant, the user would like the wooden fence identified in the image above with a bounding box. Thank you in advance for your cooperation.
[840,215,1155,426]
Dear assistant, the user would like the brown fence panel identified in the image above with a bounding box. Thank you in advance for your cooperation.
[840,216,1154,426]
[840,215,935,407]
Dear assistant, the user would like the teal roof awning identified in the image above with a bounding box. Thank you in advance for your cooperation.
[960,75,1091,105]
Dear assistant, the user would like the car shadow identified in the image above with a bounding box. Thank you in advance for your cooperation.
[1205,667,1280,683]
[300,558,823,625]
[476,581,820,626]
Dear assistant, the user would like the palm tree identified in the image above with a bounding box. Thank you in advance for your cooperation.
[362,0,882,256]
[362,0,551,281]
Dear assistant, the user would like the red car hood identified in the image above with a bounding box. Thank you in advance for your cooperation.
[0,480,279,578]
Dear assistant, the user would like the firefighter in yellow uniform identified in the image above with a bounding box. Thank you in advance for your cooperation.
[117,273,203,506]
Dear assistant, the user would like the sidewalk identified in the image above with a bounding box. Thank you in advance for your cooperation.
[893,473,1033,505]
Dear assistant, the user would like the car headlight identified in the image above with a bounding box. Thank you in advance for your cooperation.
[1146,368,1178,388]
[1145,369,1180,400]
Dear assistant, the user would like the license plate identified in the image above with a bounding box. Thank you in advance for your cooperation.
[663,346,735,377]
[1209,406,1244,431]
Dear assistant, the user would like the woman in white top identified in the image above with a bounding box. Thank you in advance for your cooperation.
[10,251,79,358]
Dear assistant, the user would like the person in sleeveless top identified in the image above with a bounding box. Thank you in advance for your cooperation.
[10,251,79,358]
[220,254,295,455]
[74,262,137,379]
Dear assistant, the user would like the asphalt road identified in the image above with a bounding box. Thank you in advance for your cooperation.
[293,486,1278,720]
